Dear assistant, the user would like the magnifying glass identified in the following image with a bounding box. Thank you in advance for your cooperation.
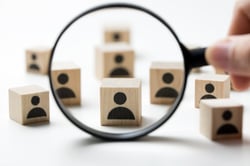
[49,3,208,140]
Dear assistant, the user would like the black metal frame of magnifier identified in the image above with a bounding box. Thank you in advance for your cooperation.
[48,3,208,141]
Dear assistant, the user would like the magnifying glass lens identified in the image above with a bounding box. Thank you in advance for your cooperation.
[50,4,186,140]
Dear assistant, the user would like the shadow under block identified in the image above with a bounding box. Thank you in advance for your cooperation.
[150,62,184,104]
[200,99,243,140]
[51,62,81,106]
[195,74,230,108]
[95,43,134,79]
[104,26,130,43]
[26,47,51,74]
[100,78,141,126]
[9,85,50,125]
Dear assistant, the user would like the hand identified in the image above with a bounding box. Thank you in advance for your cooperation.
[205,0,250,91]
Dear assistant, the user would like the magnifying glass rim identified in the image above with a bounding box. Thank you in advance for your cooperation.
[48,2,189,140]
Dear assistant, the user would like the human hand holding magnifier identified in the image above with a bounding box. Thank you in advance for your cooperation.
[206,0,250,91]
[48,3,218,140]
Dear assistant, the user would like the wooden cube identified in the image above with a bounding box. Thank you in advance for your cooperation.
[51,62,81,105]
[200,99,243,140]
[9,85,49,125]
[150,62,184,104]
[215,68,227,75]
[100,78,141,126]
[95,43,134,79]
[215,68,234,91]
[104,26,130,43]
[26,47,51,74]
[191,67,201,73]
[195,74,230,108]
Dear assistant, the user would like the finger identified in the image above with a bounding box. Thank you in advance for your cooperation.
[229,0,250,34]
[230,74,250,91]
[205,34,250,77]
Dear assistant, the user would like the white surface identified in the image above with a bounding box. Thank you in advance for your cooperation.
[1,0,250,166]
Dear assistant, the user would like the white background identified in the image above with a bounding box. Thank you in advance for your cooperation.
[1,0,250,166]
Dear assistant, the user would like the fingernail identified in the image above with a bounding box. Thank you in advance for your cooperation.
[206,40,233,70]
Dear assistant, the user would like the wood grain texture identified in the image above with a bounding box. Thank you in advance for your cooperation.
[104,26,130,43]
[200,99,243,140]
[26,47,51,75]
[100,78,141,126]
[195,74,230,108]
[150,62,184,104]
[51,62,81,106]
[95,43,134,79]
[9,85,50,125]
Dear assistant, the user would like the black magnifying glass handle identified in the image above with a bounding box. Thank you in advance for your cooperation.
[185,47,209,70]
[190,47,208,68]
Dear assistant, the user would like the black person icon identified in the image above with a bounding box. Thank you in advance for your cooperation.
[26,47,52,74]
[100,78,141,126]
[104,26,130,43]
[155,72,178,99]
[217,110,238,135]
[108,92,135,120]
[27,96,47,119]
[195,74,230,108]
[9,85,50,125]
[95,43,134,79]
[112,32,121,42]
[150,62,184,105]
[56,73,76,99]
[29,53,40,71]
[52,62,81,105]
[200,83,216,100]
[200,98,243,140]
[109,54,130,77]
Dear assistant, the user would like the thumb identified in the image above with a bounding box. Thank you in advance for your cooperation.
[205,34,250,77]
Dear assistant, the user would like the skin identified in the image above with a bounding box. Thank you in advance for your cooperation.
[205,0,250,91]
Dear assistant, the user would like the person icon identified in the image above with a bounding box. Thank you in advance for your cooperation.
[155,72,178,98]
[29,53,40,71]
[27,96,47,119]
[200,83,216,100]
[217,110,239,135]
[56,73,76,99]
[109,54,130,77]
[108,92,135,120]
[113,32,121,42]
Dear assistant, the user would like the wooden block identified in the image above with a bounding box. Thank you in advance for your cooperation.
[95,43,134,79]
[104,26,130,43]
[195,74,230,108]
[150,62,184,104]
[200,99,243,140]
[51,62,81,106]
[191,67,201,73]
[100,78,141,126]
[215,68,234,91]
[26,47,51,74]
[215,68,228,75]
[9,85,49,125]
